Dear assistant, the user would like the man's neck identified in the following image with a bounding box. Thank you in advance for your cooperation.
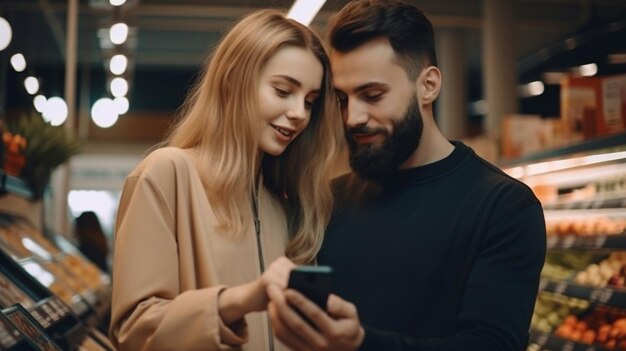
[399,125,454,169]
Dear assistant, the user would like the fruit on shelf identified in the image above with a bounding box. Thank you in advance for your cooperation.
[532,292,590,333]
[553,305,626,349]
[574,252,626,289]
[546,216,626,236]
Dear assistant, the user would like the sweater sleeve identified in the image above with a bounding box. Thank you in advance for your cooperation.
[109,171,248,351]
[358,202,546,351]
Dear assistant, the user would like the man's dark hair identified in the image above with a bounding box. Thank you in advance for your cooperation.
[328,0,437,80]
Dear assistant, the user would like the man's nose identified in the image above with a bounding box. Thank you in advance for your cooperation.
[344,99,368,128]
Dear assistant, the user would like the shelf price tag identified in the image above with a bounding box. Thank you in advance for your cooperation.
[29,308,50,329]
[590,288,613,304]
[547,236,558,248]
[41,302,58,323]
[554,281,568,295]
[535,333,548,346]
[48,298,69,319]
[594,236,607,248]
[561,341,575,351]
[562,235,576,249]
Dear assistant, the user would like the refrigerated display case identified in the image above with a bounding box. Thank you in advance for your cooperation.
[0,170,112,350]
[501,133,626,350]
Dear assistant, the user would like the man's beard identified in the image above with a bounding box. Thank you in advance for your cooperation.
[345,96,423,181]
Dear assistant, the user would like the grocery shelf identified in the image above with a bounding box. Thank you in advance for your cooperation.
[500,132,626,167]
[0,170,32,199]
[529,330,610,351]
[539,279,626,309]
[546,234,626,250]
[544,193,626,210]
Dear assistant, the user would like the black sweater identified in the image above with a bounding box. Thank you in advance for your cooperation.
[318,142,546,351]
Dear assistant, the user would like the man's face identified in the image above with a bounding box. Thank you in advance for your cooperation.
[331,37,423,180]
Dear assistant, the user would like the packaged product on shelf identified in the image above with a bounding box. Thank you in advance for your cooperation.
[0,271,36,309]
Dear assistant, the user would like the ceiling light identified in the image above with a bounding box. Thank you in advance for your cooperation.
[469,99,489,115]
[91,98,119,128]
[10,53,26,72]
[110,23,128,45]
[110,77,129,97]
[43,97,68,126]
[287,0,327,26]
[110,0,127,6]
[24,76,39,95]
[109,54,128,75]
[33,95,47,113]
[578,63,597,77]
[0,17,12,51]
[518,81,544,97]
[114,96,129,115]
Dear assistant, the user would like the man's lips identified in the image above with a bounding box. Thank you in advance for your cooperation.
[352,132,381,144]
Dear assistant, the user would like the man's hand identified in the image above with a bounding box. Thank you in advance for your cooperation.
[267,284,364,351]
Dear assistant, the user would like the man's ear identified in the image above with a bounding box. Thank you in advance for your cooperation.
[416,66,441,105]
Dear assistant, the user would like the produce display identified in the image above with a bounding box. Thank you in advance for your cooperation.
[546,216,626,237]
[554,306,626,349]
[512,136,626,351]
[531,292,590,333]
[575,252,626,288]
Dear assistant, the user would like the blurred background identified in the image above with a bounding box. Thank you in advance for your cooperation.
[0,0,625,283]
[1,1,626,349]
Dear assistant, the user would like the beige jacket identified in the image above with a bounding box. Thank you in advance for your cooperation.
[110,147,290,351]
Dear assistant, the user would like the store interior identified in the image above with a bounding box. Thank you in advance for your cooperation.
[1,0,626,350]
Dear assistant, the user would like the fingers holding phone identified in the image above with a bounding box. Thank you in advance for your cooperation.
[267,265,332,350]
[268,266,364,351]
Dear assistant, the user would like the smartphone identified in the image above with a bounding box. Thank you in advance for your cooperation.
[287,265,333,309]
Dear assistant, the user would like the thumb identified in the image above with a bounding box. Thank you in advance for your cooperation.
[327,294,356,318]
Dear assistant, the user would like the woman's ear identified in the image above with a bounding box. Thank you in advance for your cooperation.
[417,66,441,105]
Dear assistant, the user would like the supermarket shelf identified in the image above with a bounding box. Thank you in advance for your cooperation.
[0,170,32,199]
[546,234,626,250]
[539,279,626,308]
[500,132,626,167]
[529,330,609,351]
[544,193,626,210]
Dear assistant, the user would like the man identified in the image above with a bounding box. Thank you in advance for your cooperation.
[267,1,546,350]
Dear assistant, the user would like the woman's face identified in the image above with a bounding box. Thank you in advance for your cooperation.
[257,46,323,156]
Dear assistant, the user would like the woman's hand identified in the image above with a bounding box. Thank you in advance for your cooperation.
[218,256,295,325]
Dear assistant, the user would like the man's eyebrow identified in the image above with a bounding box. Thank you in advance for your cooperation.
[354,82,388,93]
[272,74,301,87]
[334,82,387,94]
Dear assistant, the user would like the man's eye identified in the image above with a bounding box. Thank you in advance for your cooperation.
[274,88,290,97]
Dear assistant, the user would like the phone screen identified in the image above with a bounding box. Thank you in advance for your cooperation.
[287,265,333,309]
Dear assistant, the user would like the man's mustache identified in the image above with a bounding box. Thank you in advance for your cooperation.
[345,126,388,139]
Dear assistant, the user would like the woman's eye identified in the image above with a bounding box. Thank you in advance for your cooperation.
[337,95,347,107]
[305,100,314,110]
[274,88,290,97]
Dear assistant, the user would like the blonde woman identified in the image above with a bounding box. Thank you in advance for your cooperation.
[110,9,341,351]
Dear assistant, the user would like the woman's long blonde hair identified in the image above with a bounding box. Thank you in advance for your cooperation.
[166,9,342,264]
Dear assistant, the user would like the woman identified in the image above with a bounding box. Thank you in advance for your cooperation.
[109,9,342,351]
